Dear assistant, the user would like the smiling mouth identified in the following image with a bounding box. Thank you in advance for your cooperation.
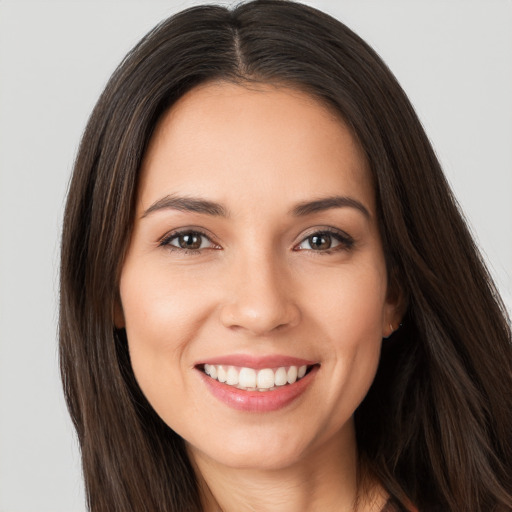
[199,364,316,391]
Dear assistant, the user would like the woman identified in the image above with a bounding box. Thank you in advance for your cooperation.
[59,1,512,511]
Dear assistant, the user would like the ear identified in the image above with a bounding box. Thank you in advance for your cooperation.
[382,270,408,339]
[114,296,125,329]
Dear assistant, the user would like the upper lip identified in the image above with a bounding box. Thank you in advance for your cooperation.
[194,354,317,369]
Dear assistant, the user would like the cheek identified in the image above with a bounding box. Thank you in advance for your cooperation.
[304,257,388,338]
[302,261,387,410]
[121,261,211,344]
[118,266,211,406]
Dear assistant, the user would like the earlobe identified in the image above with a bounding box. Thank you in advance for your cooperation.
[383,322,394,339]
[383,320,402,339]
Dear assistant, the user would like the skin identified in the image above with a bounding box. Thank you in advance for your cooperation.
[117,81,403,512]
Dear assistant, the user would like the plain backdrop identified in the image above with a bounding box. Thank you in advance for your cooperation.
[0,1,511,511]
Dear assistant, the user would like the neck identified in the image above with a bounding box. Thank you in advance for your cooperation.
[189,422,387,512]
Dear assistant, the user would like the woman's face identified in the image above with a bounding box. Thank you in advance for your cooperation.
[118,82,401,471]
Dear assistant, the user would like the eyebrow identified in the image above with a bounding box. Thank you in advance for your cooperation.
[141,194,370,219]
[290,196,370,218]
[141,195,228,218]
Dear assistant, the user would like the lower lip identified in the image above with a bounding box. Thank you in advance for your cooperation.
[198,366,319,412]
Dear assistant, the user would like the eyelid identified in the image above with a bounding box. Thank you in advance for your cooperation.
[156,225,353,254]
[293,226,354,252]
[158,227,221,251]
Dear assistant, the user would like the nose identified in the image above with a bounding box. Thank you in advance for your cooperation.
[219,251,301,336]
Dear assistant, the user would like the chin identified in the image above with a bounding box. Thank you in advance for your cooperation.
[186,420,339,472]
[186,426,305,469]
[206,445,307,472]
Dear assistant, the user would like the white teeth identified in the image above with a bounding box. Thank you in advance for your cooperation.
[239,367,257,388]
[217,366,227,383]
[202,364,312,390]
[226,366,239,385]
[204,364,217,379]
[257,369,275,389]
[287,366,298,384]
[274,367,287,386]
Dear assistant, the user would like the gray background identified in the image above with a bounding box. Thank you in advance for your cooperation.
[0,1,511,510]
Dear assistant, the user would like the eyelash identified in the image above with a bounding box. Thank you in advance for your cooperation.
[294,229,354,255]
[158,230,219,255]
[158,228,354,255]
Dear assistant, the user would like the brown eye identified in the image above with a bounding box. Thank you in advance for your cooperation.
[161,230,216,251]
[296,229,353,253]
[308,234,332,250]
[177,233,202,250]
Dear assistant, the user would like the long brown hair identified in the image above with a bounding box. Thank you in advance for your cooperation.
[59,1,512,510]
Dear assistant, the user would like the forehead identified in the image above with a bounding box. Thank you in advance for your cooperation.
[137,81,374,215]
